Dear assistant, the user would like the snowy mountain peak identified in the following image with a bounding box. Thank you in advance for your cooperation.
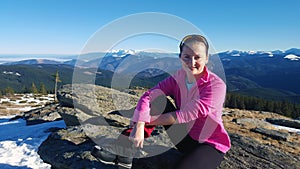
[271,50,284,55]
[106,49,135,57]
[225,50,242,56]
[224,49,289,57]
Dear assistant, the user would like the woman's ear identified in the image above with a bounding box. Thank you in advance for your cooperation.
[205,56,209,64]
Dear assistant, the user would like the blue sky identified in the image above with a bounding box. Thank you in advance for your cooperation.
[0,0,299,54]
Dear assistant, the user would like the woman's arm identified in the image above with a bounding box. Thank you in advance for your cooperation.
[131,76,176,123]
[130,112,176,148]
[148,111,177,126]
[130,75,177,148]
[129,121,145,148]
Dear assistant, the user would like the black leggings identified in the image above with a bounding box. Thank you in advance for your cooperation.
[153,96,225,169]
[174,135,224,169]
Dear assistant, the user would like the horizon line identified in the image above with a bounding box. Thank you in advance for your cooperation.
[0,47,299,56]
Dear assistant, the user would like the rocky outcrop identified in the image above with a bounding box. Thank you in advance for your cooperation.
[250,127,290,141]
[219,133,299,169]
[232,118,271,128]
[35,84,300,169]
[56,84,138,124]
[10,103,62,125]
[38,125,182,169]
[38,125,300,169]
[266,118,300,129]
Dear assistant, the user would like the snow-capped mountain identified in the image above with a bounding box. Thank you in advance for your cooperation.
[105,49,136,57]
[0,48,299,103]
[2,48,299,67]
[220,48,300,61]
[223,49,284,57]
[216,48,300,97]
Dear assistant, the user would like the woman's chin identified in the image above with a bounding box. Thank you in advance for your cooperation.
[191,70,200,74]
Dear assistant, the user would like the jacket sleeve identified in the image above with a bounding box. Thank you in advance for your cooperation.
[131,76,176,122]
[176,80,226,123]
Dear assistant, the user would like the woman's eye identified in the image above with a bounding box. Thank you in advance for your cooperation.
[183,55,189,59]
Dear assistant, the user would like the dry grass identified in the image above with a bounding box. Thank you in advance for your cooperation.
[222,108,300,156]
[0,108,23,116]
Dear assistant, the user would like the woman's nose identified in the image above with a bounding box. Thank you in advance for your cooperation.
[191,57,197,66]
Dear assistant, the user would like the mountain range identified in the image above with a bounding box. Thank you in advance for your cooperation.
[0,48,299,103]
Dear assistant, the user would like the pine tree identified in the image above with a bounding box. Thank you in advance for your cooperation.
[229,94,237,108]
[273,102,282,115]
[31,82,39,95]
[4,87,15,96]
[281,101,292,117]
[21,85,30,94]
[52,71,61,102]
[265,100,274,112]
[293,105,300,119]
[225,93,231,107]
[40,82,47,95]
[236,95,246,109]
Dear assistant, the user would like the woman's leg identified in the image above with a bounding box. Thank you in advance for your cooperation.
[121,95,177,138]
[176,136,224,169]
[113,95,177,154]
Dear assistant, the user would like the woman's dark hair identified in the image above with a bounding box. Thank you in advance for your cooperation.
[179,34,209,57]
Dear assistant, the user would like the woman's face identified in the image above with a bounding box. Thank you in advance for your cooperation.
[180,42,208,78]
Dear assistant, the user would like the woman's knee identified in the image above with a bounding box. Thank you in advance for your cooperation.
[150,95,176,115]
[177,144,224,169]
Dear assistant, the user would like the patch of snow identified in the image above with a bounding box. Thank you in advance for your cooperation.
[273,124,300,134]
[6,107,34,112]
[229,53,239,56]
[2,71,21,77]
[284,54,300,61]
[0,116,66,169]
[1,94,54,105]
[248,51,256,55]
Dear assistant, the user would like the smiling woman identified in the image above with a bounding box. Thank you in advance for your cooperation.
[179,35,209,83]
[92,34,230,169]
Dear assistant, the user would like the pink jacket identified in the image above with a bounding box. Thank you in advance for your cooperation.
[132,67,231,153]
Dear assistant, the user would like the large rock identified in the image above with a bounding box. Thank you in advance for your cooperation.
[57,84,139,112]
[38,124,181,169]
[232,118,272,128]
[266,118,300,129]
[219,133,299,169]
[38,125,300,169]
[56,84,138,126]
[10,103,63,125]
[250,127,290,141]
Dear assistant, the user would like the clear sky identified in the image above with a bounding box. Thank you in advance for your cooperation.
[0,0,299,54]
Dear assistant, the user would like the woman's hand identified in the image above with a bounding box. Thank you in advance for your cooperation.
[129,121,145,148]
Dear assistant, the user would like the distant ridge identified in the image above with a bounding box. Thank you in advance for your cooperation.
[4,59,63,65]
[0,48,299,103]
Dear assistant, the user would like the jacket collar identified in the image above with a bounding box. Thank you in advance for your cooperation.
[178,66,210,86]
[196,66,210,85]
